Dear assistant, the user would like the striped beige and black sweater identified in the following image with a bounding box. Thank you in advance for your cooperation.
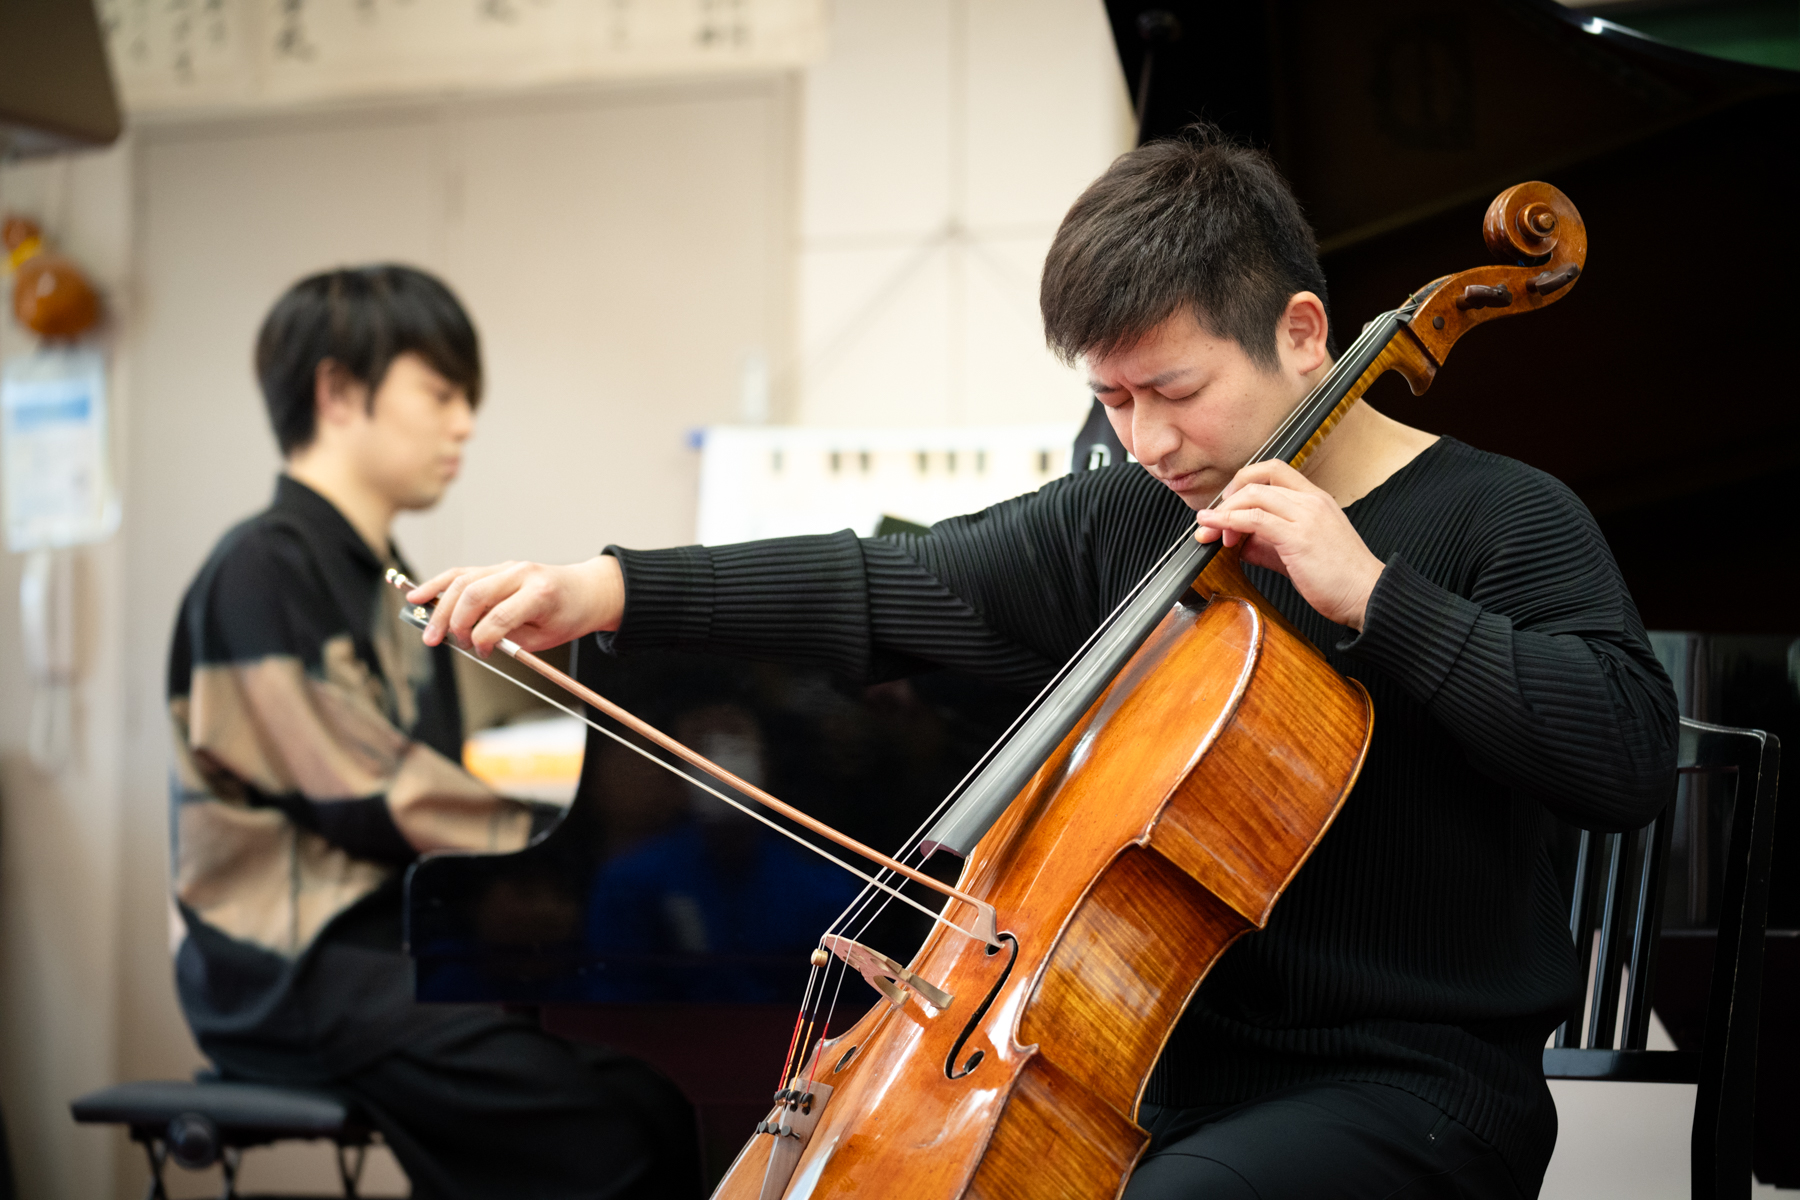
[168,476,537,1078]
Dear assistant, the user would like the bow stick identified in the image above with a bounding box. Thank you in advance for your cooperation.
[386,570,1003,949]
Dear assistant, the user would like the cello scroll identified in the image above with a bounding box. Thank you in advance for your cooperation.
[1402,181,1588,376]
[1284,183,1585,472]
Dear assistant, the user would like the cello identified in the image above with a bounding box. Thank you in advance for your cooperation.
[714,180,1586,1200]
[396,181,1586,1199]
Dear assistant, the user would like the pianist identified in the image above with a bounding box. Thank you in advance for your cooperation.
[165,266,699,1199]
[414,125,1679,1199]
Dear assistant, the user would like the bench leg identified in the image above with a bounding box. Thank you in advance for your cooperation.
[216,1146,240,1200]
[336,1142,367,1198]
[139,1140,169,1200]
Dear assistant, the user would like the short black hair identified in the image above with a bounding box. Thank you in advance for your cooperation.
[254,265,483,456]
[1041,122,1332,370]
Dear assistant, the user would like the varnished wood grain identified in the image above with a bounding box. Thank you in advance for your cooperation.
[1287,332,1440,482]
[964,1056,1145,1200]
[1150,621,1371,927]
[711,1114,777,1200]
[1018,846,1249,1113]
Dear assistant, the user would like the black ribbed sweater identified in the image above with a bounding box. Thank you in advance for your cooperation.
[604,437,1678,1194]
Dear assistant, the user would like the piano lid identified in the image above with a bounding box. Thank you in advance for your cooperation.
[1108,0,1797,253]
[1104,0,1800,634]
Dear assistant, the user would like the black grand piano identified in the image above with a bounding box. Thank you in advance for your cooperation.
[411,646,1026,1173]
[408,0,1798,1183]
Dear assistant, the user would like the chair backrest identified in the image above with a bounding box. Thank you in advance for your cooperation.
[1548,717,1781,1200]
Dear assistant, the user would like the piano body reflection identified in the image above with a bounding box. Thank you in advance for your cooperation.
[410,644,1022,1173]
[408,0,1797,1183]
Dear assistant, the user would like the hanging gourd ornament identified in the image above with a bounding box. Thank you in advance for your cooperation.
[4,215,101,341]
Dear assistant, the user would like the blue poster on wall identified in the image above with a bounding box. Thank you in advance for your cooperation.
[1,347,118,551]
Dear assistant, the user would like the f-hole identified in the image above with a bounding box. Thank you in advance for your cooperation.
[945,933,1018,1080]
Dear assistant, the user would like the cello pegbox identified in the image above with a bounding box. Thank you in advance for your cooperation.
[1405,181,1587,369]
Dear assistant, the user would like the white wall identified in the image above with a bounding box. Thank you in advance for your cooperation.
[0,140,134,1200]
[128,79,799,574]
[794,0,1130,429]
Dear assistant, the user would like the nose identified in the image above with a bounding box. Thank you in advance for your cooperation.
[1130,395,1181,467]
[449,397,475,441]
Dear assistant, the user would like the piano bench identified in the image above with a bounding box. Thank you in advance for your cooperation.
[70,1079,374,1200]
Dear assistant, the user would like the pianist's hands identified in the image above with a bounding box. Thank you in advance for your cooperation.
[409,555,624,656]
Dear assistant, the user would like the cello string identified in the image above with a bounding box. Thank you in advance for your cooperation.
[777,1008,810,1090]
[779,952,844,1087]
[445,640,995,945]
[790,941,852,1084]
[784,955,832,1079]
[788,949,849,1086]
[815,956,853,1077]
[826,838,930,939]
[792,313,1409,1083]
[808,314,1404,1032]
[445,651,977,1073]
[807,312,1405,945]
[868,312,1393,855]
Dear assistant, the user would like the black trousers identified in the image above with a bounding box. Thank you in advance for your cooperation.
[219,1008,699,1200]
[337,1014,701,1200]
[1125,1083,1526,1200]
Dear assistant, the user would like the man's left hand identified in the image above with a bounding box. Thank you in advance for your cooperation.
[1194,459,1385,631]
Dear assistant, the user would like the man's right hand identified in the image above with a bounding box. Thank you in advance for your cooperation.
[408,554,624,656]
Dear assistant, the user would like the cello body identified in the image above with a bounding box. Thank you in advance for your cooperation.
[716,551,1372,1199]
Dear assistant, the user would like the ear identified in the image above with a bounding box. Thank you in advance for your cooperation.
[312,359,364,430]
[1277,292,1331,377]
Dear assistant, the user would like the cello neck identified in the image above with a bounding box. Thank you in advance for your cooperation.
[917,307,1414,860]
[1240,309,1414,481]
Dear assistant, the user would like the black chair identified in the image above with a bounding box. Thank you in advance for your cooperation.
[1543,717,1781,1200]
[70,1076,373,1200]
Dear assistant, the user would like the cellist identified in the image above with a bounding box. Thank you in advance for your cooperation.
[414,123,1678,1200]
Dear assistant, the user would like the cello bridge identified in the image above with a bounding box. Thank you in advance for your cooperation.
[820,935,954,1012]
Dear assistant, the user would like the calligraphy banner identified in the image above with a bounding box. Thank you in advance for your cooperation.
[97,0,827,115]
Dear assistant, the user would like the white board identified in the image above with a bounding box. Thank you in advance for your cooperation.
[695,423,1083,545]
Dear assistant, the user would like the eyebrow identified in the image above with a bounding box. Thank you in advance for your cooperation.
[1087,367,1193,394]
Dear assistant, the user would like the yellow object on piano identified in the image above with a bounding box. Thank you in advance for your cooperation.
[462,714,584,806]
